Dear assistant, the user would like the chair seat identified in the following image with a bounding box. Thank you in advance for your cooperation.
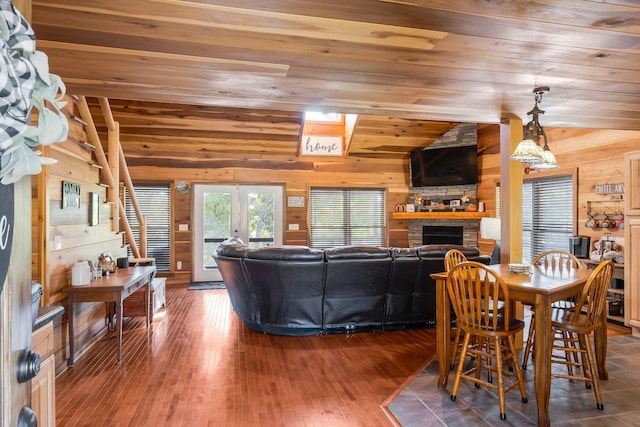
[551,307,602,334]
[462,317,524,334]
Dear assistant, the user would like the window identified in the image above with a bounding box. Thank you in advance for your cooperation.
[309,188,385,248]
[522,175,574,263]
[124,185,171,272]
[304,111,343,123]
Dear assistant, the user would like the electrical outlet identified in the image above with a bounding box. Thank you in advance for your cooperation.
[176,261,182,270]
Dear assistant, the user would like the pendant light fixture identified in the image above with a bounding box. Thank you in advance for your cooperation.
[510,86,558,169]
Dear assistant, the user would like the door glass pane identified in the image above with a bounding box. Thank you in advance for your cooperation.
[203,192,231,268]
[247,192,275,248]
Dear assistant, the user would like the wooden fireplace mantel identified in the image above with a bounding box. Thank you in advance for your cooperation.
[392,212,489,220]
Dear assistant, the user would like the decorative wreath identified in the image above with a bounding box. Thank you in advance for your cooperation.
[0,0,68,184]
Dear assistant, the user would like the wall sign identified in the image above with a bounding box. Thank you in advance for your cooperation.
[62,181,81,209]
[300,135,343,156]
[287,196,305,208]
[595,183,624,195]
[0,183,14,295]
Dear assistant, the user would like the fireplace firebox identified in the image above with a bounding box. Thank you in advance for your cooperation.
[422,226,464,245]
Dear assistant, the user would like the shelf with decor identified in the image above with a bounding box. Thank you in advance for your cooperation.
[587,200,624,219]
[392,212,489,220]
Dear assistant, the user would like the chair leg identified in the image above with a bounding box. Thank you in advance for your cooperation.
[582,334,604,410]
[507,335,528,403]
[522,312,535,369]
[450,327,462,369]
[494,337,507,420]
[478,337,492,384]
[565,331,578,377]
[451,332,472,401]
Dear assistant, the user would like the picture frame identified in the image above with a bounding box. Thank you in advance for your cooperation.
[449,199,461,207]
[287,195,305,208]
[62,181,81,209]
[89,192,99,226]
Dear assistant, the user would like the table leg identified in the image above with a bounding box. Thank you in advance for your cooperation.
[594,308,609,380]
[533,295,552,427]
[68,301,75,367]
[436,277,451,389]
[145,279,151,329]
[116,299,123,363]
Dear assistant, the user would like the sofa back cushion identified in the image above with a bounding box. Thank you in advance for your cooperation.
[323,246,392,331]
[386,248,421,327]
[244,246,325,331]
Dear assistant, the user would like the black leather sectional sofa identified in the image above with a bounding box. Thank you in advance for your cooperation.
[214,240,491,335]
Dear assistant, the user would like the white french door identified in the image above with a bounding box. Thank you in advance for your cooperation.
[192,184,283,282]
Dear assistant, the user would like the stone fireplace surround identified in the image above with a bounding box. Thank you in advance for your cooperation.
[406,123,481,248]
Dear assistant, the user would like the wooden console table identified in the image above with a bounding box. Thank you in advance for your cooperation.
[63,265,156,366]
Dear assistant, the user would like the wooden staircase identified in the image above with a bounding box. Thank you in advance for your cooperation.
[75,96,148,259]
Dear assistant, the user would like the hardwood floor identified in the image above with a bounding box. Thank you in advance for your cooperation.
[55,286,438,426]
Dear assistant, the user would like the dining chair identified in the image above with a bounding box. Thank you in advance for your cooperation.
[447,261,527,420]
[522,250,586,369]
[444,249,468,369]
[550,260,614,410]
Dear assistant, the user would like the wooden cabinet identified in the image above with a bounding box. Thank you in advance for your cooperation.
[31,321,56,427]
[624,151,640,333]
[584,260,624,324]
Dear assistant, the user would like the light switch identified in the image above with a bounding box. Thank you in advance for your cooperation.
[54,235,62,250]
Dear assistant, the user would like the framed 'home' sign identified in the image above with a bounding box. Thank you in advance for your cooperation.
[300,135,343,157]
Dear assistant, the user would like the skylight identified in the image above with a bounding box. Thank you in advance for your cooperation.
[304,111,343,123]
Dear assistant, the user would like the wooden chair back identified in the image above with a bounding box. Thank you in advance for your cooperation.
[444,249,467,272]
[446,261,512,332]
[571,260,614,329]
[533,249,585,272]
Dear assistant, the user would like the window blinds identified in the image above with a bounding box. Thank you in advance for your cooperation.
[309,188,385,248]
[124,185,171,271]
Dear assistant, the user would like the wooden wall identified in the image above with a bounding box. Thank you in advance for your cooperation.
[132,124,640,286]
[33,97,126,374]
[476,124,640,252]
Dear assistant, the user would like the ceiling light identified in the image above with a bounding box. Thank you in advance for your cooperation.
[510,86,558,169]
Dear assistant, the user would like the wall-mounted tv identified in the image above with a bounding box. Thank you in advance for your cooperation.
[410,145,478,187]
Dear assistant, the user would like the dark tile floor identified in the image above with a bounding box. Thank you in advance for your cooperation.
[387,333,640,426]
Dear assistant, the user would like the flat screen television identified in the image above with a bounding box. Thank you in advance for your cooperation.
[410,145,478,187]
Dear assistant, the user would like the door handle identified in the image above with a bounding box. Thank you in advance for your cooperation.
[16,349,40,383]
[17,406,37,427]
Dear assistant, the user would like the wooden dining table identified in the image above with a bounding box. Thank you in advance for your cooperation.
[431,263,606,427]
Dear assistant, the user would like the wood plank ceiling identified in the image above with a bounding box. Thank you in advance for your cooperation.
[30,1,640,165]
